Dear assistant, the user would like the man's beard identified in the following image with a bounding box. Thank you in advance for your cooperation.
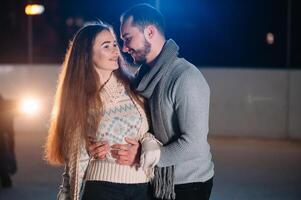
[132,38,151,65]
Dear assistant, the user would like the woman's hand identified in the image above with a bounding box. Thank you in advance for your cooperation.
[87,138,110,160]
[110,137,141,166]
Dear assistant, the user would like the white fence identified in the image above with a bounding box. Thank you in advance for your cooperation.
[0,65,300,139]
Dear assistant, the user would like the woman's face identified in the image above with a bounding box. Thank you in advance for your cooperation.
[92,30,120,74]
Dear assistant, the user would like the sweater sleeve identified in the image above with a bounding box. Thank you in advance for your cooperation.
[57,140,90,200]
[157,68,210,167]
[140,132,162,170]
[57,165,71,200]
[77,140,90,188]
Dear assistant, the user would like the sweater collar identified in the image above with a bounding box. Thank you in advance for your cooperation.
[100,72,124,101]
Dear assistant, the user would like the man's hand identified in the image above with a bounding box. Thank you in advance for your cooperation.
[111,137,141,166]
[87,138,110,160]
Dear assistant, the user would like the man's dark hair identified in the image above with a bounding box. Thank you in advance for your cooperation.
[120,3,165,35]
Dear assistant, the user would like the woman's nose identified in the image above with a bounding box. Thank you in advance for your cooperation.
[112,46,120,54]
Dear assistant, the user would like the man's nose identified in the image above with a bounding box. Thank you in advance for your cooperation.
[122,44,129,53]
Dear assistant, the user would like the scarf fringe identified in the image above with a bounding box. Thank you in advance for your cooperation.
[152,166,176,199]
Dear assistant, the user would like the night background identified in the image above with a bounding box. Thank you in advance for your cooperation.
[0,0,300,67]
[1,1,301,199]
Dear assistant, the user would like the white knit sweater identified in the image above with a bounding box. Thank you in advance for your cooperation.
[68,74,153,200]
[84,74,150,183]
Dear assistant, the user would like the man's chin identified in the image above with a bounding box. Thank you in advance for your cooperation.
[133,58,146,65]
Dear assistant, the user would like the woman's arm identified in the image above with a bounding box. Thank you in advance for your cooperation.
[57,141,91,200]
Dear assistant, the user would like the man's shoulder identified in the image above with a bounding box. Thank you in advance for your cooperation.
[170,58,209,92]
[171,58,202,79]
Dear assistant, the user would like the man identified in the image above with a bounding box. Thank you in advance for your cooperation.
[90,3,214,200]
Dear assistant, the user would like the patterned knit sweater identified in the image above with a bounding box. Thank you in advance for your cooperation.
[68,74,151,200]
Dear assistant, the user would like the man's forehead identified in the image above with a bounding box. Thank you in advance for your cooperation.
[121,16,133,28]
[120,17,136,37]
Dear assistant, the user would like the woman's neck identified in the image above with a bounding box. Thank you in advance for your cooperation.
[96,69,113,86]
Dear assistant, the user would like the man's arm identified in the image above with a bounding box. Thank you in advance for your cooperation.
[157,68,210,167]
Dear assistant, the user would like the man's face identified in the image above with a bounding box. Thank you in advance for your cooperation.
[120,17,151,65]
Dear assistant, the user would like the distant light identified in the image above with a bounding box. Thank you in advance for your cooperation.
[75,17,84,27]
[66,17,74,26]
[266,32,274,45]
[25,4,45,16]
[20,97,41,116]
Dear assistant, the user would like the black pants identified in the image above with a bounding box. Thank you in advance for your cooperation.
[154,178,213,200]
[82,181,152,200]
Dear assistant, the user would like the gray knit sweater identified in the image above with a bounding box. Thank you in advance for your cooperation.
[135,39,214,188]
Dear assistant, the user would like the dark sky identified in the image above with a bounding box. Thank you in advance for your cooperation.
[0,0,300,68]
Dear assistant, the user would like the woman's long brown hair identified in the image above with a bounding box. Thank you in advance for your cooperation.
[45,23,141,165]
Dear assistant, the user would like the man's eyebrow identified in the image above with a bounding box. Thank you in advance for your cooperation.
[122,33,129,38]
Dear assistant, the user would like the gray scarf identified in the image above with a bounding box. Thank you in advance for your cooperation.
[135,39,179,199]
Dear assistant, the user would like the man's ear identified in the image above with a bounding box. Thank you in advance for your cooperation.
[144,25,156,40]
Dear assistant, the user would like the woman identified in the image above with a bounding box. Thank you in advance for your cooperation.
[45,22,160,200]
